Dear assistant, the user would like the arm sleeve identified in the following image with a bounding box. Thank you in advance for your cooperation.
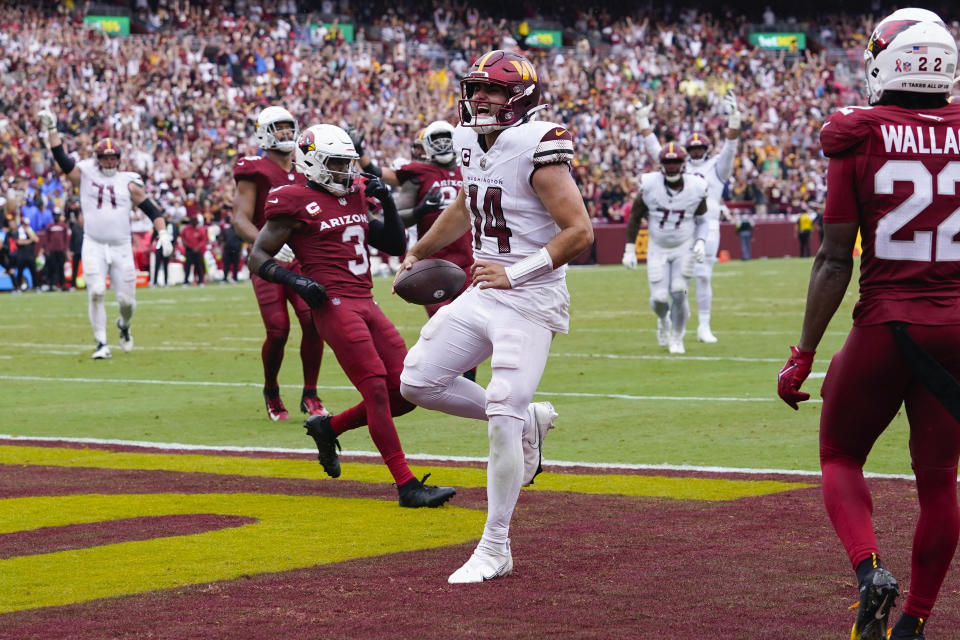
[714,138,738,182]
[137,197,164,222]
[367,194,407,255]
[51,145,76,174]
[643,132,662,159]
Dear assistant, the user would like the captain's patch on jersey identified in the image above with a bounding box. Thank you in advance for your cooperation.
[533,128,575,167]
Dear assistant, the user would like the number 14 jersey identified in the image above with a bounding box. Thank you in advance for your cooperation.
[821,103,960,325]
[453,120,576,333]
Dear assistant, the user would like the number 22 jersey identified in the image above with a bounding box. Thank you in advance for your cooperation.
[821,103,960,325]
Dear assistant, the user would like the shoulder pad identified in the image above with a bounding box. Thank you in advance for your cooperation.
[533,124,574,167]
[820,106,875,157]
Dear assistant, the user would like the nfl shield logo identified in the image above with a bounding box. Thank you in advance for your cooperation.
[479,157,487,170]
[338,197,347,205]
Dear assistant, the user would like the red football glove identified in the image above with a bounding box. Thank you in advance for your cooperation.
[778,346,815,410]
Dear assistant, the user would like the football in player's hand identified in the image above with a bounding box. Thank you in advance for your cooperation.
[393,258,466,305]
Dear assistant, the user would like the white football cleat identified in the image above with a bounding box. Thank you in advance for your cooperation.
[522,402,557,486]
[697,325,718,343]
[116,318,134,353]
[656,317,669,347]
[668,332,685,354]
[92,343,112,359]
[448,540,513,584]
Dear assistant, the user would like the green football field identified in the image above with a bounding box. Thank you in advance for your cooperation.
[0,257,915,476]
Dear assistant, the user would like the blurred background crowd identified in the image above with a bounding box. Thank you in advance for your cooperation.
[1,0,955,289]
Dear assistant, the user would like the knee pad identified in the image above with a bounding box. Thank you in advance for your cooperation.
[88,285,106,301]
[484,378,513,417]
[670,290,686,308]
[264,327,289,345]
[649,288,670,305]
[694,261,713,279]
[116,292,136,311]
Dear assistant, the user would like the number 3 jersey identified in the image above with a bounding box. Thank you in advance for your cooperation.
[264,184,374,299]
[77,158,141,245]
[453,120,576,333]
[821,103,960,325]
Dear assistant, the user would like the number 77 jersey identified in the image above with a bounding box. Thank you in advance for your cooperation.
[454,120,574,289]
[821,102,960,325]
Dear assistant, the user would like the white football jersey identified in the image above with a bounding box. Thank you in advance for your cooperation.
[643,134,737,225]
[686,138,737,224]
[453,120,575,332]
[77,158,142,245]
[638,171,708,249]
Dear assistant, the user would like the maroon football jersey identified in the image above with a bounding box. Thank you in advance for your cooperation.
[264,184,373,298]
[821,103,960,325]
[394,161,473,269]
[233,155,305,229]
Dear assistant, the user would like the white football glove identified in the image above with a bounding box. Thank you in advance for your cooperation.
[722,91,741,130]
[37,108,57,133]
[692,238,706,263]
[622,242,638,269]
[634,102,653,131]
[275,243,295,263]
[157,229,173,258]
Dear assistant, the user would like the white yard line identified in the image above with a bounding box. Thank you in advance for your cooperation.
[0,433,912,480]
[0,374,805,403]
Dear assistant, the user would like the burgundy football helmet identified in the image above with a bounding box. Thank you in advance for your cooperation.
[94,137,121,176]
[659,143,687,183]
[685,132,711,163]
[459,50,545,133]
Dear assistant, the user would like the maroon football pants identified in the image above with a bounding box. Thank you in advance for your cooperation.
[252,271,323,392]
[819,323,960,619]
[310,296,414,487]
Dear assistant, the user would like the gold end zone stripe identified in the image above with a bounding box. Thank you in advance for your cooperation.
[0,493,484,613]
[0,445,813,501]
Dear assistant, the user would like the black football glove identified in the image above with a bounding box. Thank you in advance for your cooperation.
[347,127,365,157]
[411,186,443,220]
[292,275,328,308]
[362,172,392,202]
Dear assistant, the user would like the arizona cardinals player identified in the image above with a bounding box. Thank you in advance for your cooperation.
[624,143,708,355]
[633,92,742,343]
[394,50,594,583]
[777,9,960,640]
[38,108,172,359]
[233,106,327,422]
[247,123,456,509]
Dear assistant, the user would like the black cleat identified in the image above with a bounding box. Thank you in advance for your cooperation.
[304,414,341,478]
[851,566,900,640]
[397,473,456,508]
[889,616,926,640]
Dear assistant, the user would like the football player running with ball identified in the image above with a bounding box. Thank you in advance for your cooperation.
[623,144,709,355]
[631,92,742,343]
[38,108,173,359]
[233,106,328,422]
[248,123,455,509]
[395,50,594,583]
[778,9,960,640]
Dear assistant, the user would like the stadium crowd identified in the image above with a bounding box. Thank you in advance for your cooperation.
[0,0,950,287]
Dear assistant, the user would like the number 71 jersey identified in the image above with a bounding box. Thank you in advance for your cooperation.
[454,120,574,288]
[820,102,960,325]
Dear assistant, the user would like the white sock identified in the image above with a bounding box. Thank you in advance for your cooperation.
[480,414,524,549]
